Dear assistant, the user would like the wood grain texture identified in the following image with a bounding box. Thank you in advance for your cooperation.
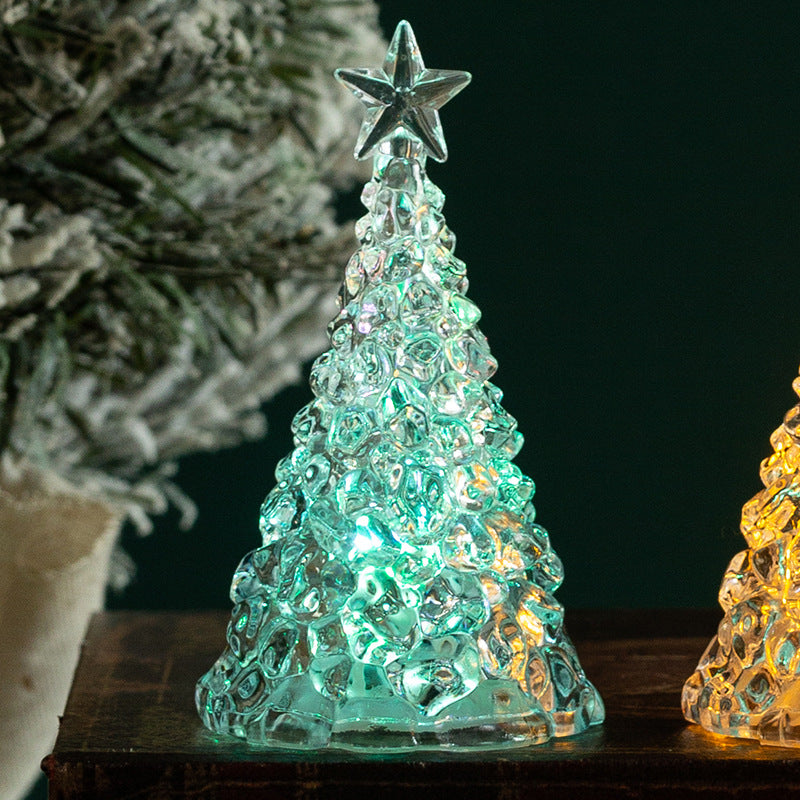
[44,610,800,799]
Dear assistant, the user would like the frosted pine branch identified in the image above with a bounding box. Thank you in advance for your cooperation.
[0,0,385,526]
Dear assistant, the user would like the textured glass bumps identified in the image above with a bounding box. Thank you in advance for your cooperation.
[683,368,800,746]
[196,20,603,751]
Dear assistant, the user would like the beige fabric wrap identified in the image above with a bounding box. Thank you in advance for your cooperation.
[0,467,120,800]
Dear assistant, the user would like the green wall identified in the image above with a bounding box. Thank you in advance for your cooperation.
[109,2,800,612]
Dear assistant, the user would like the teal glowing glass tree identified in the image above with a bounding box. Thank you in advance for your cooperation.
[196,21,604,751]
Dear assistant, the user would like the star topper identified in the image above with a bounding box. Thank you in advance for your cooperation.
[335,20,471,162]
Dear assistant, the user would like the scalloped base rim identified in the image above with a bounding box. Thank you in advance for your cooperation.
[197,675,604,751]
[683,674,800,748]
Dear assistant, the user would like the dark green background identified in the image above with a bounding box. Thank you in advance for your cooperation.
[110,2,800,613]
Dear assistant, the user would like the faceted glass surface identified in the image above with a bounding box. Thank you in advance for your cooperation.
[196,20,604,752]
[683,370,800,747]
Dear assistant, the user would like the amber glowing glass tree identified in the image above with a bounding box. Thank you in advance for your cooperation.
[196,21,604,751]
[684,366,800,746]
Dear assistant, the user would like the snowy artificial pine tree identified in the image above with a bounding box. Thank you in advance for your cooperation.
[197,21,604,750]
[683,365,800,747]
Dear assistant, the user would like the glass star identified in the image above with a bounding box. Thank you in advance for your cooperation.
[335,20,471,162]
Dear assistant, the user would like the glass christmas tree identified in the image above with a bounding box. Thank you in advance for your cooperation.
[683,365,800,746]
[196,20,604,751]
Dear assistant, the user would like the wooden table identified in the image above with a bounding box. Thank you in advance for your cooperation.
[44,609,800,799]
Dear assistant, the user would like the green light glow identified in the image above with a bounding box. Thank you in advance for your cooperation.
[196,20,603,751]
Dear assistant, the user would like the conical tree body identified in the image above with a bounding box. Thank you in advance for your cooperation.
[196,131,604,750]
[684,368,800,746]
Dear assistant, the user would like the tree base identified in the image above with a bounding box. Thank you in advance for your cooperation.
[197,671,603,751]
[683,669,800,748]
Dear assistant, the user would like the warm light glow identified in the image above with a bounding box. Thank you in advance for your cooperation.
[683,364,800,747]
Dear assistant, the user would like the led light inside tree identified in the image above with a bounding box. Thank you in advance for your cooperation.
[197,21,604,750]
[684,365,800,747]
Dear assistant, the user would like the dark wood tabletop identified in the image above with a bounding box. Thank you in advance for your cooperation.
[44,609,800,799]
